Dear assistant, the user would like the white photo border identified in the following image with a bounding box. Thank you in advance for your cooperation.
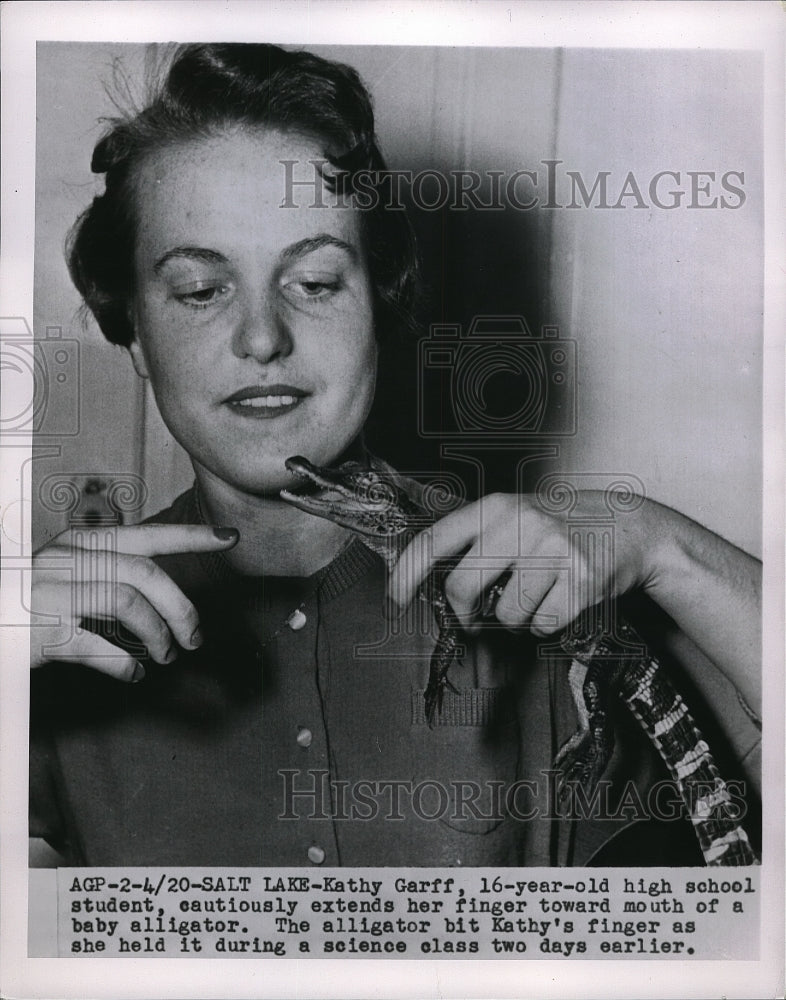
[1,2,784,998]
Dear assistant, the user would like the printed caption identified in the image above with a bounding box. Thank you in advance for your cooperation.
[55,867,759,960]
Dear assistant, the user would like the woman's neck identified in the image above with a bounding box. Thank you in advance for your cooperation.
[193,464,352,577]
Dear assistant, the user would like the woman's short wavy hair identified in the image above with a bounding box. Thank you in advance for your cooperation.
[68,43,419,347]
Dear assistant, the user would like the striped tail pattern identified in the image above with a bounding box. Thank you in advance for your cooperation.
[558,618,758,867]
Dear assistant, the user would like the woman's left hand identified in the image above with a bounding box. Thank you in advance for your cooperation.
[388,490,658,637]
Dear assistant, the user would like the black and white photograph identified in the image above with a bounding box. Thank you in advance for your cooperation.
[1,2,783,998]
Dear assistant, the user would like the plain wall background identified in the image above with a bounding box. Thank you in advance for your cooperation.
[32,42,763,556]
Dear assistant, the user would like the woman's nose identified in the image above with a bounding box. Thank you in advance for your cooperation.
[231,295,292,363]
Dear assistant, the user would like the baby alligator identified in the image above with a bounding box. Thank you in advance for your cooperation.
[280,455,758,866]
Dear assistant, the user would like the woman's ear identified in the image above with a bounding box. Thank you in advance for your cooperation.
[126,303,150,379]
[127,337,150,379]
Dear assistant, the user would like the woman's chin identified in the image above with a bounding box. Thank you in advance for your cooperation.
[194,435,367,499]
[197,459,317,500]
[191,457,290,499]
[242,469,305,498]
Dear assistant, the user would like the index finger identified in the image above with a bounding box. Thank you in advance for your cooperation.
[389,504,481,609]
[58,523,240,557]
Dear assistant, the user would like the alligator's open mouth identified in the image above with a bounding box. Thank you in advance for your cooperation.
[281,454,353,497]
[279,455,369,524]
[279,455,410,542]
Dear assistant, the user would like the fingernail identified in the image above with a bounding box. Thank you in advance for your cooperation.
[213,527,239,543]
[164,644,177,664]
[131,662,145,683]
[190,626,203,647]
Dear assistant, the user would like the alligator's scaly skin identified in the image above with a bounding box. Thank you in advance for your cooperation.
[561,621,757,866]
[280,456,758,866]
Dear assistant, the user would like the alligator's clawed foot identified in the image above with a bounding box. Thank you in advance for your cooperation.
[424,675,459,727]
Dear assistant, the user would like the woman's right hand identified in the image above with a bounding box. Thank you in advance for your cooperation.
[30,524,239,682]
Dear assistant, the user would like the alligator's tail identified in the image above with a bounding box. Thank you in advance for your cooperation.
[558,618,758,867]
[619,655,758,866]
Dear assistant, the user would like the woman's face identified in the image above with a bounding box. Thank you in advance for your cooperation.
[129,129,377,494]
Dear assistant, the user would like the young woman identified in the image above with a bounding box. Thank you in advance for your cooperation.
[30,43,761,867]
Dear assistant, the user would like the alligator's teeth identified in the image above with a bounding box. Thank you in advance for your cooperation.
[237,395,297,408]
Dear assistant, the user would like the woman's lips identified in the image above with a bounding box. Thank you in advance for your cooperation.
[224,384,307,418]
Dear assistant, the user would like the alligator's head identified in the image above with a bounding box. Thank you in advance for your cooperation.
[280,456,423,543]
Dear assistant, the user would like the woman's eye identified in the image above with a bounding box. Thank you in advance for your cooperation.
[173,283,231,309]
[301,281,336,296]
[282,275,342,301]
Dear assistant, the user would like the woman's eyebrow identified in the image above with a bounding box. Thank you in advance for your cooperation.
[153,247,229,273]
[280,235,358,264]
